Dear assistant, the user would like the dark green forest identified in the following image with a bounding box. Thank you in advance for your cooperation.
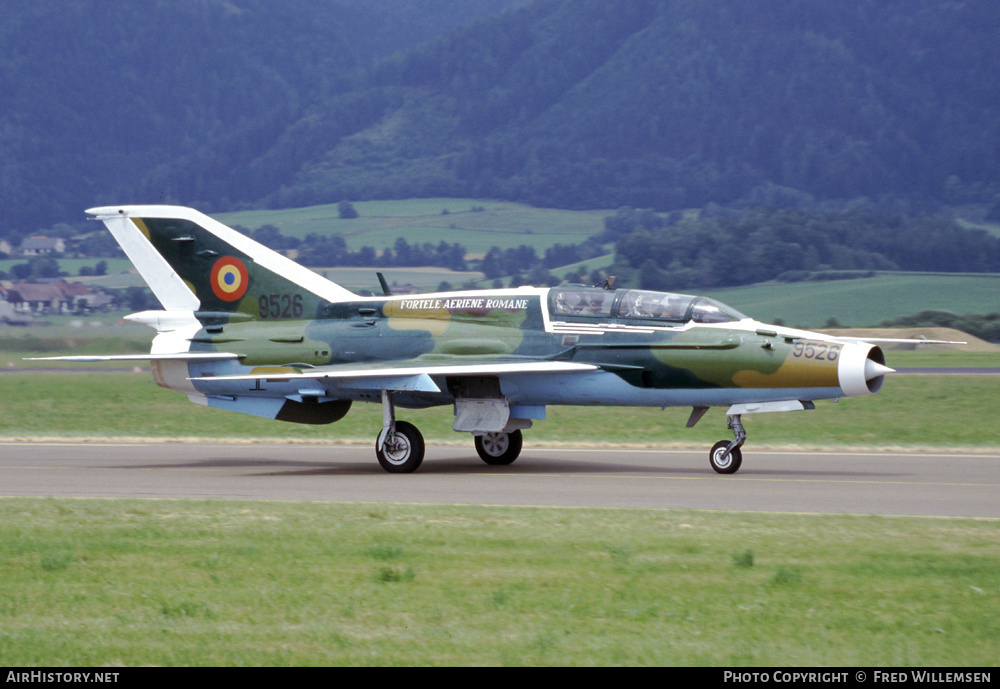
[2,0,999,235]
[0,0,525,231]
[607,206,1000,291]
[307,0,1000,215]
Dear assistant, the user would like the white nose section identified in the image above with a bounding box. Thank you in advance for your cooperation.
[865,359,895,381]
[839,343,894,396]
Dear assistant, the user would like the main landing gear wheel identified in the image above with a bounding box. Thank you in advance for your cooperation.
[376,420,425,473]
[709,440,743,474]
[475,430,523,466]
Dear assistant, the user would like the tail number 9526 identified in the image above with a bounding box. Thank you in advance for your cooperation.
[792,341,841,361]
[259,294,304,319]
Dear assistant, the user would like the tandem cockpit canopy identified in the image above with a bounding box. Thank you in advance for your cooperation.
[549,287,747,324]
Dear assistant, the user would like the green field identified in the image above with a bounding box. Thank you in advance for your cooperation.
[709,273,1000,329]
[215,199,607,254]
[0,498,996,666]
[0,257,133,277]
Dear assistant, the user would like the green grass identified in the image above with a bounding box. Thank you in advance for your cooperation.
[0,498,996,666]
[1,368,997,449]
[709,273,1000,329]
[214,199,607,254]
[0,258,133,277]
[0,323,152,369]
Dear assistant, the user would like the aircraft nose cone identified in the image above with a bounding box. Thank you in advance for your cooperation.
[865,359,895,381]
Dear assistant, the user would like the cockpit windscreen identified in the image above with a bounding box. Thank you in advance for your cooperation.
[549,287,746,324]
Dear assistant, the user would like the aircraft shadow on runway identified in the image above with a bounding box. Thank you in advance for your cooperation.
[101,451,905,479]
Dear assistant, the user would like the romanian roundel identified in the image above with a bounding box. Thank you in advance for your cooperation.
[210,256,249,302]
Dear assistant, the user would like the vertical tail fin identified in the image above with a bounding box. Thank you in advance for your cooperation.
[87,205,355,318]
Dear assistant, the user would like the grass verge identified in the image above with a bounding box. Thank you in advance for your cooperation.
[0,498,996,666]
[1,370,997,449]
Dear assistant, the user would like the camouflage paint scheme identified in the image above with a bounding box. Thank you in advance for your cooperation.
[40,206,898,473]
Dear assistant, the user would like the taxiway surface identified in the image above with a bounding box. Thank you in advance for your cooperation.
[1,441,996,518]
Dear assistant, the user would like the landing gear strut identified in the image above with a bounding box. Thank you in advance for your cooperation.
[375,390,425,473]
[709,414,745,474]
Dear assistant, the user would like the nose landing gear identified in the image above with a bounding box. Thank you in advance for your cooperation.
[709,414,745,474]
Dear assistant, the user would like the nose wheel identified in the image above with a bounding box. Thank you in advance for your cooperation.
[709,414,745,474]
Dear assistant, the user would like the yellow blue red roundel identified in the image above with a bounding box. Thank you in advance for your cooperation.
[210,256,249,301]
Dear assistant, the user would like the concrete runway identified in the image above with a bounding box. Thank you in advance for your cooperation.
[1,441,997,518]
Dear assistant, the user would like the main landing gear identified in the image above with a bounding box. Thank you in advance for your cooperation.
[709,414,745,474]
[475,430,523,466]
[374,392,524,473]
[374,393,749,475]
[375,391,425,473]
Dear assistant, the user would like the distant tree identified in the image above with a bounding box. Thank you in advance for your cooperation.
[613,206,1000,290]
[338,201,359,219]
[298,234,348,266]
[250,225,300,252]
[479,247,504,280]
[125,286,156,311]
[11,257,61,280]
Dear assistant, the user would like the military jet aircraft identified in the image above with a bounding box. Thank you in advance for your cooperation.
[35,205,938,474]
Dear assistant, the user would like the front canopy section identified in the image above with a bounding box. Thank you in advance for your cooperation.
[549,286,747,324]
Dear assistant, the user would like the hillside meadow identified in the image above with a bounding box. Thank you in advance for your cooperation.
[215,199,607,254]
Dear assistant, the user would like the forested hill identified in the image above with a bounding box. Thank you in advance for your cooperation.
[3,0,999,231]
[284,0,999,214]
[0,0,525,230]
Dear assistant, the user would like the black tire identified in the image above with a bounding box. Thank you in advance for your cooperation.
[376,421,425,473]
[709,440,742,474]
[475,430,523,466]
